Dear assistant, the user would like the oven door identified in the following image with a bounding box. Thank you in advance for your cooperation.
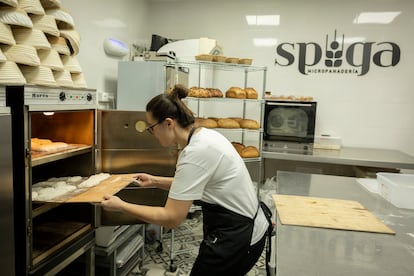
[264,101,317,143]
[95,110,174,226]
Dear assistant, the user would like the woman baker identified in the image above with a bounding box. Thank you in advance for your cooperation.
[101,85,271,276]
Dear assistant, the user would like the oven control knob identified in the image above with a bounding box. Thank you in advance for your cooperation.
[59,91,66,101]
[86,93,93,102]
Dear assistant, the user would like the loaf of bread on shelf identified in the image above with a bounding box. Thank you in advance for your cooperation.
[225,57,239,64]
[207,117,220,122]
[238,58,253,65]
[188,87,209,98]
[195,54,213,61]
[240,146,260,158]
[195,118,218,128]
[212,55,226,62]
[231,142,260,158]
[229,117,243,124]
[200,87,210,98]
[239,119,260,129]
[217,118,240,128]
[231,142,245,155]
[225,87,246,99]
[188,86,199,97]
[206,88,223,97]
[245,87,258,99]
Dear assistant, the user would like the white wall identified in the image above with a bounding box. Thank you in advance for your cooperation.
[146,0,414,156]
[62,0,414,156]
[61,0,150,94]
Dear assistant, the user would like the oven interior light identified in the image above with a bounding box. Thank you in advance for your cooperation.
[43,112,55,116]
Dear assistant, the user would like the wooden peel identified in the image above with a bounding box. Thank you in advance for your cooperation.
[66,174,137,203]
[35,174,137,203]
[273,194,395,234]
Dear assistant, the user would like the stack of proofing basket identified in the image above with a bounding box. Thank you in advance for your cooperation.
[0,0,87,88]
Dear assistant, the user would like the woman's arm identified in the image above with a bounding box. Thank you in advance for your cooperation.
[134,173,173,191]
[101,195,193,229]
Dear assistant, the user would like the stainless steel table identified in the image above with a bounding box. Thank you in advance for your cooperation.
[263,147,414,170]
[274,171,414,276]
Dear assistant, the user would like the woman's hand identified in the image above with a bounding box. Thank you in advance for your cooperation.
[134,173,154,187]
[101,195,125,212]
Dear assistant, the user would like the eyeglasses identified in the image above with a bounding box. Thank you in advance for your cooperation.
[146,120,163,135]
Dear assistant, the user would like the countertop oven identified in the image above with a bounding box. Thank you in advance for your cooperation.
[263,100,317,153]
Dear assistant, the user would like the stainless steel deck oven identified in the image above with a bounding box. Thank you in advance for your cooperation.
[7,85,173,275]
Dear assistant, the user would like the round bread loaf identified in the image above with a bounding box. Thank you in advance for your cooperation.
[195,118,218,128]
[224,57,239,64]
[212,55,226,62]
[238,58,253,65]
[225,57,239,63]
[195,54,213,61]
[239,119,260,129]
[240,146,260,158]
[245,87,258,99]
[217,118,240,128]
[225,87,246,99]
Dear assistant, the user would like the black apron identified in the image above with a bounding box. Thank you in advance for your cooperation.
[190,200,267,276]
[186,127,273,275]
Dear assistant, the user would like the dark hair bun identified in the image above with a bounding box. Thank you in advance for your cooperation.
[170,84,188,100]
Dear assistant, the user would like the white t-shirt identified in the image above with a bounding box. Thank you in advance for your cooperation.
[169,128,268,244]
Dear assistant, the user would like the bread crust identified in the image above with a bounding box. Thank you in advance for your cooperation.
[195,118,218,128]
[225,87,246,99]
[240,146,260,158]
[245,87,258,99]
[217,118,240,128]
[231,142,245,154]
[239,119,260,129]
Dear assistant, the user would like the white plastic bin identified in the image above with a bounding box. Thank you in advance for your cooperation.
[377,173,414,209]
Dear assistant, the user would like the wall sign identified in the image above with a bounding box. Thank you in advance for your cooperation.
[274,30,401,76]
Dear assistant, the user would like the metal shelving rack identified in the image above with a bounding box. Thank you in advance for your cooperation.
[167,59,267,184]
[162,60,267,272]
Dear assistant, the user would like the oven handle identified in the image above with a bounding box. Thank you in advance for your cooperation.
[266,102,313,107]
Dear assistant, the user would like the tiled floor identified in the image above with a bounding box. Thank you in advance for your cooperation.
[132,211,267,276]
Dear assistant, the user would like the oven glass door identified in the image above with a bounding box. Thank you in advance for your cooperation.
[264,101,317,143]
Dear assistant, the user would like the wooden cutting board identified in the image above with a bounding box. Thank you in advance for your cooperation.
[273,194,395,234]
[44,174,137,203]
